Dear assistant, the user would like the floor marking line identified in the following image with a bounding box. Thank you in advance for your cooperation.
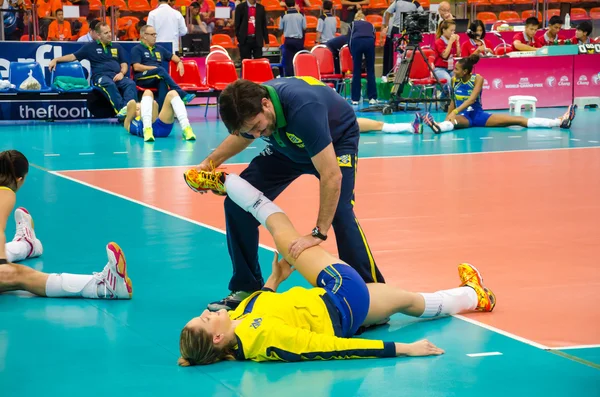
[44,154,60,157]
[479,137,493,140]
[79,152,95,156]
[570,138,581,141]
[549,344,600,350]
[451,138,464,141]
[508,136,521,138]
[52,146,600,173]
[547,349,600,370]
[113,151,128,154]
[453,314,549,349]
[422,139,435,142]
[466,352,503,357]
[48,171,276,253]
[363,141,377,144]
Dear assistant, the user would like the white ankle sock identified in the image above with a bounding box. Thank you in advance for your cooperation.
[225,174,283,226]
[419,287,477,318]
[45,273,98,298]
[140,96,153,129]
[438,121,455,132]
[5,240,31,263]
[527,118,560,128]
[381,123,414,133]
[170,96,191,130]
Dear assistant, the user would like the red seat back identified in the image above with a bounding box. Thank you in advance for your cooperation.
[293,52,320,79]
[242,58,274,83]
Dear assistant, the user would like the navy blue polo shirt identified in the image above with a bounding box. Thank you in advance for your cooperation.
[130,43,173,78]
[73,40,126,80]
[259,77,359,164]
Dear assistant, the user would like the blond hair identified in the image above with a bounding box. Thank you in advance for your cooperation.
[436,19,456,39]
[354,11,365,21]
[178,326,235,366]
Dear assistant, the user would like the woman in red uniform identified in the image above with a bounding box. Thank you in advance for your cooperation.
[461,20,493,57]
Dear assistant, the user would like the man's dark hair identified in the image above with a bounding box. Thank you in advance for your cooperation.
[548,16,563,26]
[219,80,269,134]
[525,17,540,28]
[90,19,100,31]
[285,0,295,8]
[323,0,332,11]
[56,8,63,14]
[189,1,200,7]
[577,21,593,36]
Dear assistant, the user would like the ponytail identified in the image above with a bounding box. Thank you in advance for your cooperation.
[0,150,29,191]
[457,54,480,74]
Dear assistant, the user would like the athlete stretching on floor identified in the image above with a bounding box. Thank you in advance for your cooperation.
[0,150,132,300]
[179,168,496,365]
[358,116,422,134]
[124,89,197,142]
[421,55,576,134]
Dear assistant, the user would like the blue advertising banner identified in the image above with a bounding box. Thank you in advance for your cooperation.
[0,41,173,120]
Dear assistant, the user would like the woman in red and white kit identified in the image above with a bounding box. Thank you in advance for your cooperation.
[461,20,493,57]
[433,20,461,105]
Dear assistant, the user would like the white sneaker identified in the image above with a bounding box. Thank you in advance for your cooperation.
[93,242,133,300]
[14,207,43,258]
[369,99,379,105]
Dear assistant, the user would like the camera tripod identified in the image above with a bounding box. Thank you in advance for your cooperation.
[364,38,450,115]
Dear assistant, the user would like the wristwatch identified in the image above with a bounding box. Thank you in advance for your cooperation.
[311,226,328,241]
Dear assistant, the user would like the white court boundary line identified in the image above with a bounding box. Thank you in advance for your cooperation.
[548,344,600,350]
[53,146,600,173]
[48,171,276,252]
[49,146,600,353]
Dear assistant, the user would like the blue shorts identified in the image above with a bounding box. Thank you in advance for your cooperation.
[460,110,492,128]
[129,118,174,138]
[317,263,370,338]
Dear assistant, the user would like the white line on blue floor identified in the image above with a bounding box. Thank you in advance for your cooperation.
[363,141,377,144]
[466,352,503,358]
[44,154,60,157]
[508,136,521,138]
[451,138,464,141]
[480,137,493,140]
[113,151,128,154]
[150,150,161,153]
[589,140,599,143]
[79,152,95,156]
[570,138,581,141]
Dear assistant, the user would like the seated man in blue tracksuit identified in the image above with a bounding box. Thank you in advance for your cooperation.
[48,22,137,118]
[279,0,306,77]
[325,34,349,75]
[348,11,377,105]
[131,24,195,108]
[196,77,386,311]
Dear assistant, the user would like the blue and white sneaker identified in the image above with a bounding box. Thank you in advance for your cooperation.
[412,113,423,134]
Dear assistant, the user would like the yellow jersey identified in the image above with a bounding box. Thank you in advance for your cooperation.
[229,286,396,362]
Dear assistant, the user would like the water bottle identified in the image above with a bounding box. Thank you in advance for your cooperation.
[565,13,571,30]
[448,55,454,71]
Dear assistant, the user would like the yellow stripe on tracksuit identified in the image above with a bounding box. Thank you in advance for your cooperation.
[354,218,378,282]
[95,83,119,113]
[346,153,378,282]
[0,186,13,192]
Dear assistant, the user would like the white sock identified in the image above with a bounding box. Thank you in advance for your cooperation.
[527,118,560,128]
[381,123,414,133]
[141,96,153,130]
[419,287,477,318]
[5,240,31,263]
[170,96,190,130]
[438,120,455,132]
[45,273,98,298]
[225,174,283,226]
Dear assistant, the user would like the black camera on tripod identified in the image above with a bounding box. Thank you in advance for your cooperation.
[400,11,430,46]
